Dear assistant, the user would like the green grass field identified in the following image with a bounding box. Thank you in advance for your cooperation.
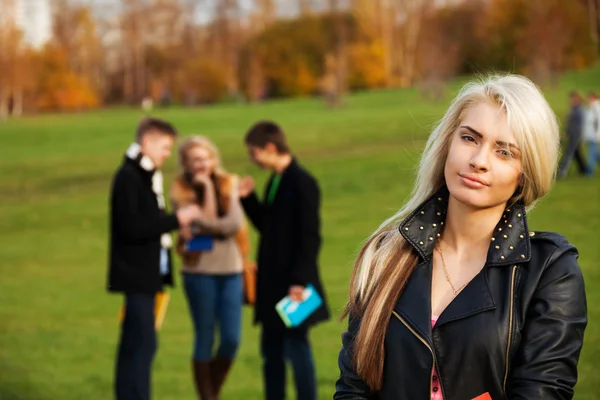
[1,68,599,400]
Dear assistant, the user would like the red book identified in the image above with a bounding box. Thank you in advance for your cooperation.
[472,393,492,400]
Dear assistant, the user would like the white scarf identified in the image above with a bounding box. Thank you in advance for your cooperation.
[125,142,173,249]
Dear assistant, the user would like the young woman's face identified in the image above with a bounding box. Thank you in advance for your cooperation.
[444,101,523,210]
[185,146,215,176]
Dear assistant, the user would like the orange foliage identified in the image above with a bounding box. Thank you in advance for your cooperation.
[483,0,595,80]
[35,45,99,111]
[177,58,228,104]
[347,41,387,90]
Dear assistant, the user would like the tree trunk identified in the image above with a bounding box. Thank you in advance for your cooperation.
[0,87,8,119]
[12,87,22,117]
[589,0,599,50]
[378,0,393,87]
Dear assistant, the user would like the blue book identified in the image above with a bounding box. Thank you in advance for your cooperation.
[185,235,214,252]
[275,284,323,328]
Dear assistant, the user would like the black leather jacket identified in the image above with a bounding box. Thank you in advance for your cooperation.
[335,189,587,400]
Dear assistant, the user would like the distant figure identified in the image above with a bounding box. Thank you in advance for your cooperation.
[108,117,202,400]
[170,136,252,400]
[557,91,588,178]
[583,91,600,175]
[141,97,153,113]
[160,88,171,108]
[238,121,330,400]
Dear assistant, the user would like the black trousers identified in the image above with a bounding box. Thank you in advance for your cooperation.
[558,140,588,176]
[260,327,317,400]
[115,293,157,400]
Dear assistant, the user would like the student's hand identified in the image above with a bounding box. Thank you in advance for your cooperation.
[289,285,305,302]
[176,204,203,226]
[192,173,212,186]
[179,225,193,241]
[239,176,255,198]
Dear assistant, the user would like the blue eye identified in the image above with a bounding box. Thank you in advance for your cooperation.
[497,149,513,158]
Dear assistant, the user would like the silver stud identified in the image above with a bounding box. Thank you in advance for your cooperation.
[503,215,507,219]
[503,235,508,239]
[420,226,424,230]
[420,211,425,215]
[404,227,409,231]
[508,224,513,228]
[504,220,508,224]
[491,237,496,241]
[520,254,525,259]
[519,234,524,239]
[437,212,441,216]
[500,255,505,260]
[429,237,434,241]
[506,208,511,212]
[495,245,500,249]
[441,222,444,225]
[509,246,514,250]
[529,231,535,237]
[498,228,503,232]
[419,241,424,245]
[517,213,522,218]
[432,223,437,227]
[438,197,442,201]
[436,233,441,237]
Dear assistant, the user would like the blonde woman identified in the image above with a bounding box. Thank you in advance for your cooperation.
[170,136,251,400]
[335,75,587,400]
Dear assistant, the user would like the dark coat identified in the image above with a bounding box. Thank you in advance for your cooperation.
[566,104,584,142]
[241,158,330,330]
[107,157,179,294]
[335,188,587,400]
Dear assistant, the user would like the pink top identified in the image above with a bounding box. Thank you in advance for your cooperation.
[431,316,444,400]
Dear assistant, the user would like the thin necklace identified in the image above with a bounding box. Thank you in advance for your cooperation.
[436,239,468,297]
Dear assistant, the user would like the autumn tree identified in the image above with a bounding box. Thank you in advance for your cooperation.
[0,0,35,117]
[483,0,596,86]
[35,44,99,111]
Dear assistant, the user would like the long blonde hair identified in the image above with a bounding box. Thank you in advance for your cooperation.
[344,74,560,391]
[176,135,237,212]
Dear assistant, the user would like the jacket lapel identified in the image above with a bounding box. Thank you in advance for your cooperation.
[435,267,497,327]
[393,260,434,345]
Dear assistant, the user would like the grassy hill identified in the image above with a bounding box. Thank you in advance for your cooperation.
[1,67,599,399]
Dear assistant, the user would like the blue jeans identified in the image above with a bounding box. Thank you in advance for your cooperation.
[183,273,243,361]
[587,141,599,174]
[260,327,317,400]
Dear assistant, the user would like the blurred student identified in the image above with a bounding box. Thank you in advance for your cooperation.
[107,117,201,400]
[238,121,330,400]
[170,136,252,400]
[558,91,588,178]
[583,91,600,175]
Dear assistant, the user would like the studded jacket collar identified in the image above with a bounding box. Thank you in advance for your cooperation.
[398,186,531,266]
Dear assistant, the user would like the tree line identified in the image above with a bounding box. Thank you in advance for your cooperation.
[0,0,598,116]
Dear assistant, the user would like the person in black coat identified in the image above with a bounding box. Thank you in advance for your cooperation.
[239,121,329,400]
[108,117,201,400]
[558,91,589,178]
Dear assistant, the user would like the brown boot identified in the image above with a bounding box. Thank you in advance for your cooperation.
[192,360,217,400]
[210,356,234,398]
